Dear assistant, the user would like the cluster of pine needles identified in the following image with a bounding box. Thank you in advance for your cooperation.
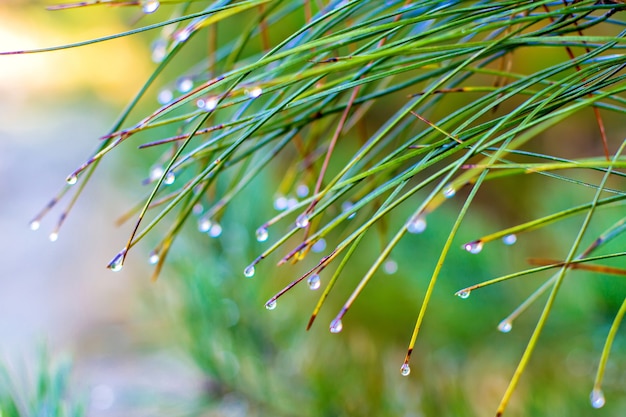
[4,0,626,415]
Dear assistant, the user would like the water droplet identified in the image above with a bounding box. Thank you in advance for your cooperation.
[198,216,212,233]
[29,220,40,231]
[197,97,218,112]
[149,165,164,181]
[400,363,411,376]
[48,232,58,242]
[164,171,175,185]
[151,39,167,63]
[296,184,309,198]
[208,223,222,238]
[341,201,356,219]
[244,264,255,278]
[590,388,605,408]
[456,289,471,299]
[295,213,310,228]
[443,185,456,198]
[255,226,268,242]
[407,216,427,234]
[246,87,262,98]
[157,89,173,105]
[148,251,159,265]
[174,27,192,43]
[311,238,326,253]
[307,274,321,290]
[192,203,204,215]
[383,259,398,274]
[497,320,512,333]
[66,174,77,185]
[464,241,483,254]
[502,234,517,245]
[176,77,193,93]
[141,0,159,14]
[274,195,288,211]
[329,318,343,333]
[286,197,298,210]
[107,250,126,272]
[265,300,277,310]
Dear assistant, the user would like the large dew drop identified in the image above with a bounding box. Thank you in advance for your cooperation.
[142,0,160,14]
[265,300,277,310]
[244,265,255,278]
[107,250,126,272]
[400,363,411,376]
[198,216,212,233]
[148,251,160,265]
[48,232,58,242]
[311,238,326,253]
[255,227,269,242]
[295,213,310,228]
[456,289,471,299]
[590,388,605,409]
[307,274,321,290]
[164,172,175,185]
[497,320,512,333]
[407,217,427,234]
[177,77,193,93]
[66,174,78,185]
[197,97,218,112]
[175,27,192,43]
[157,89,173,105]
[443,185,456,198]
[383,260,398,275]
[29,220,40,231]
[208,223,222,238]
[502,234,517,246]
[464,240,483,254]
[246,87,263,99]
[329,318,343,333]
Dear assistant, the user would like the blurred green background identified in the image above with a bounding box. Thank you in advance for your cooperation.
[1,1,626,416]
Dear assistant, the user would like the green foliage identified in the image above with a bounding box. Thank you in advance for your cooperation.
[0,350,84,417]
[5,0,626,415]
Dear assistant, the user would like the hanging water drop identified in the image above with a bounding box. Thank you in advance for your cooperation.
[307,274,321,290]
[274,195,288,211]
[407,216,427,234]
[107,250,126,272]
[246,87,263,99]
[176,77,193,93]
[208,223,222,238]
[383,259,398,275]
[197,97,218,112]
[29,220,40,231]
[157,89,173,105]
[265,300,277,310]
[443,185,456,198]
[456,289,471,299]
[198,216,212,233]
[502,234,517,245]
[497,320,512,333]
[149,165,164,182]
[329,318,343,333]
[311,238,326,253]
[66,174,78,185]
[148,251,159,265]
[48,232,58,242]
[296,184,309,198]
[295,213,310,228]
[255,226,269,242]
[141,0,159,14]
[286,197,298,210]
[400,363,411,376]
[164,171,175,185]
[151,39,167,63]
[590,388,605,409]
[243,264,255,278]
[192,203,204,215]
[464,240,483,254]
[174,27,192,43]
